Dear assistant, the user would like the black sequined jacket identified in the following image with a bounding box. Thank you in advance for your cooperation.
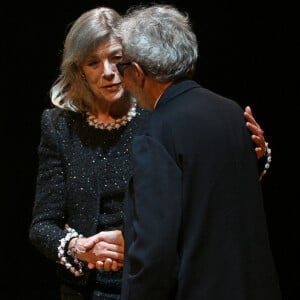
[29,107,147,287]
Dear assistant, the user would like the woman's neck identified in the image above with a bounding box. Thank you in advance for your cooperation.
[92,96,132,122]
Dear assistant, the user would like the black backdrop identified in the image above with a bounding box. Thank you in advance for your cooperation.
[3,0,298,299]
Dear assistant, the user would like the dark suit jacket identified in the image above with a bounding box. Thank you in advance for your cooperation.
[122,80,281,300]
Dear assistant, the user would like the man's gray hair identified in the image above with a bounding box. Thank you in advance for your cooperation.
[118,4,199,82]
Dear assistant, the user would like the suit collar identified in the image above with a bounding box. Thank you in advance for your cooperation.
[155,79,200,109]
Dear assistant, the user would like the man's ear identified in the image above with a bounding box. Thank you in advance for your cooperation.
[131,62,146,86]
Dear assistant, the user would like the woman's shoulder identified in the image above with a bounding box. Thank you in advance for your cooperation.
[41,107,82,124]
[42,106,78,118]
[40,107,84,135]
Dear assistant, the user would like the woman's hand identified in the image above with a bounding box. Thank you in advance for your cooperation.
[68,230,124,272]
[244,105,266,159]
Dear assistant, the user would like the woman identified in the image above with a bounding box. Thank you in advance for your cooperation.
[29,6,270,300]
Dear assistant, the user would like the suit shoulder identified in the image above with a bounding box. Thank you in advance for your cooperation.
[197,86,243,113]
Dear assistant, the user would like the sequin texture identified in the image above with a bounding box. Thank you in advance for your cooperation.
[29,106,148,292]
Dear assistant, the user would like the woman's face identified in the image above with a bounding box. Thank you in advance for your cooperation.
[81,38,125,104]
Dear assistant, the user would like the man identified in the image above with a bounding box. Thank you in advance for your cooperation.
[117,4,281,300]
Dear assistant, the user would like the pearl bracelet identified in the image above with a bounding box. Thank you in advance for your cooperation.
[57,226,85,277]
[259,142,272,181]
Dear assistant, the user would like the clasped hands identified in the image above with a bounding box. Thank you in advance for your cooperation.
[68,229,124,272]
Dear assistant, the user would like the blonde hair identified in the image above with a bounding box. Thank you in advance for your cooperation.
[50,7,121,113]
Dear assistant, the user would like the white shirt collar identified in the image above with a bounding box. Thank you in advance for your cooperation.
[153,93,163,110]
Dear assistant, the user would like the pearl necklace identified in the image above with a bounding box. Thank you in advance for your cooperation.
[86,101,137,131]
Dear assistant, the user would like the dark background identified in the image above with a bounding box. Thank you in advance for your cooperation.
[3,0,298,299]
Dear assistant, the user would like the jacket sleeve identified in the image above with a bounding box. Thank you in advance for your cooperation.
[29,109,67,262]
[122,134,182,300]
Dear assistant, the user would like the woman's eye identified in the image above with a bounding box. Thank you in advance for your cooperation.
[113,55,123,62]
[87,61,98,67]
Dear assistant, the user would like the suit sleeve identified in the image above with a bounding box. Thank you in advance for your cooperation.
[122,134,182,300]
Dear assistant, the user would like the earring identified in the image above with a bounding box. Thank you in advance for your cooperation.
[80,73,86,80]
